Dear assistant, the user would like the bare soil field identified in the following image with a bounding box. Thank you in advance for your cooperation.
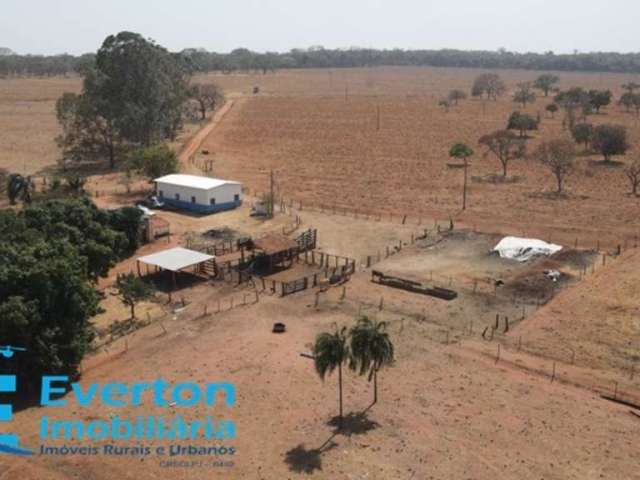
[197,67,640,249]
[3,68,640,479]
[7,265,639,480]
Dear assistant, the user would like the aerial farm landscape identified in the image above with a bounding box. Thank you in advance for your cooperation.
[1,4,640,480]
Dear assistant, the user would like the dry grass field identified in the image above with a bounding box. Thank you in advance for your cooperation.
[3,68,640,479]
[0,77,81,175]
[197,67,640,249]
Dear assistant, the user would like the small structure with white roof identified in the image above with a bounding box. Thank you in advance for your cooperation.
[137,247,216,290]
[155,174,242,214]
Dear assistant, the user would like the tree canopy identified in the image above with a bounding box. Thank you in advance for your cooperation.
[533,74,560,96]
[56,32,190,169]
[10,48,640,77]
[0,198,142,398]
[472,73,506,100]
[592,124,630,162]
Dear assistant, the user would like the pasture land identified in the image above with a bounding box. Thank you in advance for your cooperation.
[195,67,640,249]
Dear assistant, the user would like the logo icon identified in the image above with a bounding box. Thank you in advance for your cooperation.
[0,346,33,456]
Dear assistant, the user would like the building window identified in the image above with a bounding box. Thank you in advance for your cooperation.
[191,196,196,204]
[175,194,180,201]
[234,194,240,202]
[210,198,216,205]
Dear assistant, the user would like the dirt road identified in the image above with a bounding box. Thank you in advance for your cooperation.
[177,99,236,171]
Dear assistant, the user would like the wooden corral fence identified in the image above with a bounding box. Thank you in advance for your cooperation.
[255,250,357,297]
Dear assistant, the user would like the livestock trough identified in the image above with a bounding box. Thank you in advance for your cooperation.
[371,270,458,301]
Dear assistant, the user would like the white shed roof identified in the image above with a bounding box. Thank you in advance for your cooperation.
[154,174,242,190]
[137,247,214,272]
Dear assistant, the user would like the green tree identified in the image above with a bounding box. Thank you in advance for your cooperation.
[507,111,539,138]
[555,88,592,129]
[571,123,594,151]
[588,89,612,113]
[533,74,560,97]
[449,143,474,210]
[108,207,144,255]
[7,174,34,205]
[313,326,350,428]
[546,103,559,118]
[116,273,154,319]
[619,92,636,113]
[189,83,224,120]
[56,32,190,169]
[513,82,536,108]
[471,73,506,100]
[447,89,467,105]
[0,199,135,398]
[592,124,630,163]
[129,144,179,181]
[479,130,526,177]
[348,317,394,406]
[533,139,576,193]
[55,92,118,169]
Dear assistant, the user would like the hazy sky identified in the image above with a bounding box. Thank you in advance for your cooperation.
[1,0,637,55]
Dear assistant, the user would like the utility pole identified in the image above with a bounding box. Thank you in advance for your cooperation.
[269,170,275,218]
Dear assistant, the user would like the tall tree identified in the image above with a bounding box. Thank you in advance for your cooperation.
[533,74,560,97]
[56,92,118,168]
[571,122,594,151]
[513,82,536,108]
[313,326,350,428]
[592,124,630,163]
[348,317,394,406]
[533,139,576,193]
[546,103,559,118]
[555,88,592,130]
[507,112,539,138]
[116,273,154,319]
[449,143,474,210]
[588,89,612,113]
[189,83,224,120]
[447,89,467,106]
[478,130,526,177]
[472,73,506,101]
[56,32,190,169]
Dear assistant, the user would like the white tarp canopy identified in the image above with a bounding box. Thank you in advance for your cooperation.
[137,247,214,272]
[492,237,562,262]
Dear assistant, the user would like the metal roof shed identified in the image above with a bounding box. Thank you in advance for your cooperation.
[136,247,215,289]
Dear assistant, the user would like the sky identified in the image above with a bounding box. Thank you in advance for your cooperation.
[1,0,637,56]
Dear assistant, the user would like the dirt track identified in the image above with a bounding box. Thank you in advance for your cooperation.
[177,99,237,173]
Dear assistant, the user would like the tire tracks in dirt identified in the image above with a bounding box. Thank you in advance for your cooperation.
[177,98,237,171]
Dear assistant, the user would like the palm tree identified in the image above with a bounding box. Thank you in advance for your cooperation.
[349,316,395,405]
[449,143,474,210]
[313,326,350,428]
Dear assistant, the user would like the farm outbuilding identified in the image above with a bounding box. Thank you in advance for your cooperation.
[137,247,216,290]
[155,174,242,214]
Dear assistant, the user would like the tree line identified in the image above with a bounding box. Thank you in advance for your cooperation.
[8,47,640,78]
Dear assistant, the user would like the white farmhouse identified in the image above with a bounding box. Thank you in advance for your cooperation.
[154,174,242,214]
